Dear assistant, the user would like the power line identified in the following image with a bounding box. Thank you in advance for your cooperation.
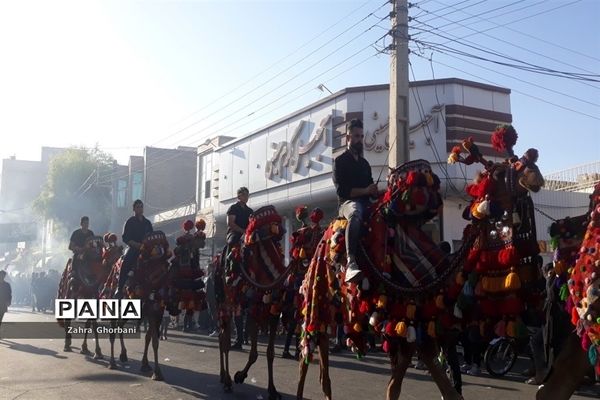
[408,61,468,200]
[412,0,486,26]
[412,0,529,37]
[412,37,600,83]
[94,34,388,187]
[149,0,390,149]
[217,51,382,140]
[98,9,393,179]
[410,2,600,83]
[427,0,600,65]
[412,0,585,62]
[414,47,600,109]
[175,16,389,146]
[411,51,600,121]
[170,0,375,128]
[184,35,387,148]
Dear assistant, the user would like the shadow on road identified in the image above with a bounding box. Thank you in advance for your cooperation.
[0,339,68,360]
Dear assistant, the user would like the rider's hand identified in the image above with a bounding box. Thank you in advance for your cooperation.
[367,184,379,197]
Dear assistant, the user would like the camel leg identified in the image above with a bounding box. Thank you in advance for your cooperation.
[386,341,415,400]
[420,341,462,400]
[219,315,233,392]
[140,319,152,373]
[80,320,91,355]
[234,314,258,384]
[318,334,332,400]
[537,333,590,400]
[151,316,163,381]
[108,319,117,369]
[296,346,310,400]
[267,316,281,400]
[64,320,72,352]
[92,320,103,359]
[119,319,128,362]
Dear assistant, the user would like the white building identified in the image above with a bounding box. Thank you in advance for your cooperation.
[194,78,523,257]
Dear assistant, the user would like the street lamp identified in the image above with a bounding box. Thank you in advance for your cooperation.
[316,83,333,95]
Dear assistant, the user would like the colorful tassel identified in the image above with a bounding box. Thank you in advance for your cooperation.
[589,345,598,366]
[395,321,407,337]
[406,303,417,320]
[427,320,437,338]
[582,333,592,351]
[571,306,580,326]
[299,247,306,259]
[554,260,567,275]
[504,268,521,290]
[559,284,569,301]
[435,293,445,309]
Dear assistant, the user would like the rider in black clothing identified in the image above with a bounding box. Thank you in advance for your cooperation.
[118,199,153,296]
[226,187,253,350]
[69,216,94,271]
[226,187,253,245]
[332,119,378,283]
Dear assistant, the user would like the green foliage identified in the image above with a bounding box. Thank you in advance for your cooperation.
[33,147,115,232]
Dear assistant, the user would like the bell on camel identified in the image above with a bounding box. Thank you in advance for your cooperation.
[299,247,306,259]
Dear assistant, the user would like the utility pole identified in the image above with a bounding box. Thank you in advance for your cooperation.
[389,0,410,169]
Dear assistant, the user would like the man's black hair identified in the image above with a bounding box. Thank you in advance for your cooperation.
[133,199,143,208]
[80,216,89,224]
[237,187,249,196]
[347,118,363,132]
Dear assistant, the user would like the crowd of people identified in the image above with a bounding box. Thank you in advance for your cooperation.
[3,270,59,313]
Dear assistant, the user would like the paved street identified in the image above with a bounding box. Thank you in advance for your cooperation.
[0,307,598,400]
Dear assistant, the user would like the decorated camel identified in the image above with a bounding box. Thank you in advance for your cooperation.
[537,182,600,400]
[297,159,468,400]
[282,206,324,359]
[98,221,207,379]
[215,205,292,399]
[168,220,208,324]
[447,125,547,366]
[57,234,119,357]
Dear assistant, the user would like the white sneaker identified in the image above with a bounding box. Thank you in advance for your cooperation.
[459,363,470,373]
[344,261,362,283]
[467,364,480,376]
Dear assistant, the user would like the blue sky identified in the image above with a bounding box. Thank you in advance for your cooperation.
[0,0,598,175]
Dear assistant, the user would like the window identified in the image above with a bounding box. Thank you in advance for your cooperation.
[204,180,211,199]
[116,179,127,208]
[201,155,213,209]
[131,171,143,201]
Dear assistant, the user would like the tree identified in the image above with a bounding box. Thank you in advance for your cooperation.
[33,147,115,233]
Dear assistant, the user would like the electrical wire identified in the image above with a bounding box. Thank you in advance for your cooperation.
[425,0,600,68]
[150,0,390,149]
[411,51,600,121]
[94,34,388,187]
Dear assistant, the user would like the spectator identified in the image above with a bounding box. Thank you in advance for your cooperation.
[0,270,12,338]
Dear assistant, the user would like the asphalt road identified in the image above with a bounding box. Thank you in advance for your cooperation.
[0,307,598,400]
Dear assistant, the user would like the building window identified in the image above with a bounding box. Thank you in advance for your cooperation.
[201,155,213,209]
[117,179,127,208]
[204,180,211,199]
[131,171,143,201]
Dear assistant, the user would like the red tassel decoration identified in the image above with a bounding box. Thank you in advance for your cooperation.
[571,306,580,326]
